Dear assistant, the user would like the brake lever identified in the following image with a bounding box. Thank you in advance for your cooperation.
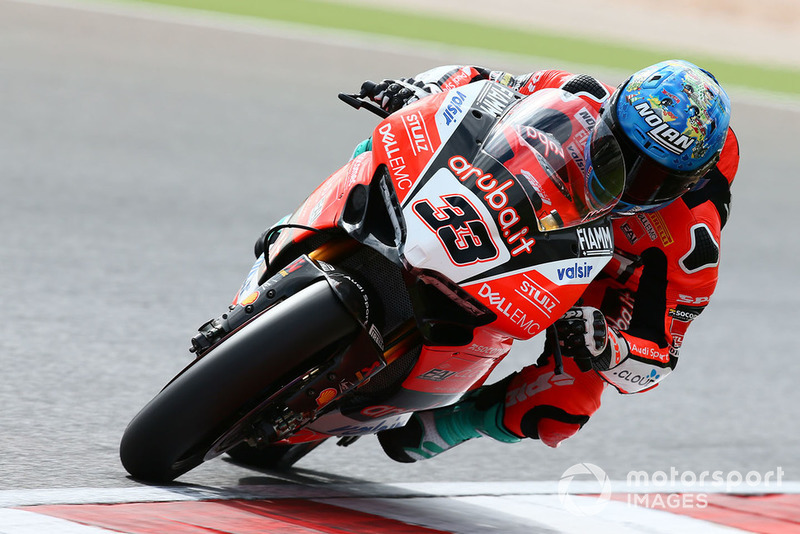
[337,92,390,119]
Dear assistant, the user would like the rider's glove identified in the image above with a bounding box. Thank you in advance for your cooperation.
[359,78,432,114]
[553,306,611,373]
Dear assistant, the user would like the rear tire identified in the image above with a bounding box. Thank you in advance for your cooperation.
[119,281,357,483]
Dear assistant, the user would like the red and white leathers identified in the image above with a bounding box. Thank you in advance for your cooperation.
[408,65,740,446]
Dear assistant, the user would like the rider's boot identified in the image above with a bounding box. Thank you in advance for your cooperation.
[377,380,520,463]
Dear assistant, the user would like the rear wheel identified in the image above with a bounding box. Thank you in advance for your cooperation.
[119,281,358,483]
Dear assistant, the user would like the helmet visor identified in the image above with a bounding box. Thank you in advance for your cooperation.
[584,115,625,212]
[621,154,702,204]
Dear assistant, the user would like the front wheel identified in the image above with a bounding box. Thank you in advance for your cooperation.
[119,281,358,483]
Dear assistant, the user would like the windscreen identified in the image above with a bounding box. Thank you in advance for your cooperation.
[480,88,623,230]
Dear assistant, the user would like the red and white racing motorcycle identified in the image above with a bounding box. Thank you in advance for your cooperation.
[120,80,616,482]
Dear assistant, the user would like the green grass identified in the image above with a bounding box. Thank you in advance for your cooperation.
[129,0,800,97]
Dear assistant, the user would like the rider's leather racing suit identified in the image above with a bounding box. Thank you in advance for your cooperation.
[401,65,740,446]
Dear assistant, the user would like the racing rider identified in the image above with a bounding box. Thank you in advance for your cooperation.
[356,60,740,462]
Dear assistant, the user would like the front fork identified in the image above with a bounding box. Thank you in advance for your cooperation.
[190,241,413,444]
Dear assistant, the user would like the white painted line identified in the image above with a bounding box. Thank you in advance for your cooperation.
[0,509,115,534]
[479,495,750,534]
[2,481,799,508]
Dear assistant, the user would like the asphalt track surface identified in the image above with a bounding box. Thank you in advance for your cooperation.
[1,0,799,504]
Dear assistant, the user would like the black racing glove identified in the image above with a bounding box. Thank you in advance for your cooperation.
[552,306,611,372]
[359,78,429,114]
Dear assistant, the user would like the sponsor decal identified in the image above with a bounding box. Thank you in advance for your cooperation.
[536,256,610,286]
[667,303,703,358]
[523,71,545,94]
[522,126,565,159]
[329,420,407,435]
[636,213,659,242]
[403,167,512,282]
[576,226,613,256]
[331,272,372,325]
[336,379,356,394]
[402,112,431,156]
[619,222,639,245]
[316,260,335,272]
[604,289,635,331]
[607,331,625,367]
[417,368,456,381]
[575,107,597,131]
[378,123,412,190]
[475,82,515,117]
[668,330,685,358]
[668,304,705,321]
[416,367,484,382]
[239,291,259,307]
[448,156,536,256]
[467,343,507,356]
[478,283,540,335]
[506,371,575,407]
[345,152,368,190]
[412,194,500,266]
[308,198,325,224]
[566,142,586,174]
[633,101,695,155]
[677,294,710,305]
[235,256,266,305]
[557,261,595,281]
[627,341,671,363]
[440,89,468,126]
[671,333,685,348]
[612,368,661,387]
[516,274,559,318]
[491,71,515,88]
[646,212,674,246]
[441,67,473,91]
[315,388,338,407]
[279,256,307,277]
[368,324,384,350]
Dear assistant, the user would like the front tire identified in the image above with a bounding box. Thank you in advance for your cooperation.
[119,281,358,483]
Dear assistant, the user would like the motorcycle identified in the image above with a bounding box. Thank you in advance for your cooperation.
[120,79,617,482]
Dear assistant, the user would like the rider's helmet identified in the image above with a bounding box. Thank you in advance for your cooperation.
[580,60,731,216]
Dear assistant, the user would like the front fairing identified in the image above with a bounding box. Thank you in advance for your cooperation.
[260,81,614,341]
[389,83,615,339]
[480,88,617,230]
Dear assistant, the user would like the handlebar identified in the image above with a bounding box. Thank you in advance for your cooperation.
[337,91,390,119]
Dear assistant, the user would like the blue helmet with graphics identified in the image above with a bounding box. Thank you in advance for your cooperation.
[583,60,731,216]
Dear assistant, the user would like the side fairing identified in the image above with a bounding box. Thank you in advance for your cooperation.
[461,247,612,339]
[268,151,376,262]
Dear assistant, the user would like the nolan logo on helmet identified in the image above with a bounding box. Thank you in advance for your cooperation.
[633,101,694,155]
